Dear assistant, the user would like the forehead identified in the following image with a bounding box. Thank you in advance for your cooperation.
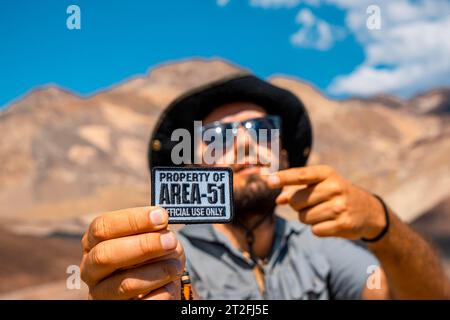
[203,102,267,124]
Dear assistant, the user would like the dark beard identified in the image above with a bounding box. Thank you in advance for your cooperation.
[232,173,281,223]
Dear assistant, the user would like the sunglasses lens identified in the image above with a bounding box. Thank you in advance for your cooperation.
[202,123,234,149]
[201,116,281,148]
[249,117,280,139]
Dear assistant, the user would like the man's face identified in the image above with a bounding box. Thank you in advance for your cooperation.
[199,102,287,216]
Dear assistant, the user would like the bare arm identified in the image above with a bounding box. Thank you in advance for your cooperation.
[363,207,450,299]
[268,165,450,300]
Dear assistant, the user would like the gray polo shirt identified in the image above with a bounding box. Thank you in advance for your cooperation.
[178,215,379,300]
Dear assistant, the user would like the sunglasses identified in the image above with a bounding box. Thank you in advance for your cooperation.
[200,115,282,149]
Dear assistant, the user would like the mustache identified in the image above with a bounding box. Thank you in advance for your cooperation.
[232,173,281,218]
[245,173,266,184]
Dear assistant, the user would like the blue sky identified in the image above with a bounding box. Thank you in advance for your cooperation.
[1,0,449,108]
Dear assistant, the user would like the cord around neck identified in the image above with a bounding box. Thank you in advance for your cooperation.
[234,212,274,264]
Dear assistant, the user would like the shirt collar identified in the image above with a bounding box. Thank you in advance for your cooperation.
[179,214,305,246]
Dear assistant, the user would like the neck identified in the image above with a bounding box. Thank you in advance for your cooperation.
[214,213,276,260]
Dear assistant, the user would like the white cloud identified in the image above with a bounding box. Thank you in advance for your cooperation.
[216,0,450,97]
[217,0,230,7]
[323,0,450,97]
[295,8,315,25]
[290,9,345,51]
[250,0,301,9]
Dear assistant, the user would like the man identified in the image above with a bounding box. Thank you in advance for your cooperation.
[80,74,450,299]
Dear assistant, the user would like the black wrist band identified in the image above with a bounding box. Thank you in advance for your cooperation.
[361,194,390,243]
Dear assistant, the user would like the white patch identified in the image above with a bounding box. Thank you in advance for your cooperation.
[152,167,233,224]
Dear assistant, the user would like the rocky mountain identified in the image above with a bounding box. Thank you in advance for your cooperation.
[270,77,450,222]
[0,58,449,298]
[1,59,449,223]
[409,88,450,114]
[348,88,450,115]
[0,60,241,223]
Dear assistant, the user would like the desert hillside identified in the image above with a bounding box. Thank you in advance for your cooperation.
[1,59,449,223]
[0,58,449,298]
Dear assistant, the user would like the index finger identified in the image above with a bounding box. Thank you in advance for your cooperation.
[266,165,334,188]
[82,206,169,252]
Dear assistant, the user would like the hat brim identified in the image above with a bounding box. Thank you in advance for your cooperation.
[148,73,313,170]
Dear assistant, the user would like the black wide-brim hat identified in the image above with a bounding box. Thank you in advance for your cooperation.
[148,73,313,171]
